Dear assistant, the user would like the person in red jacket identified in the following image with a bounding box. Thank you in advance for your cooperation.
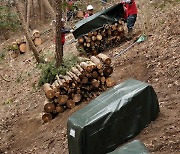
[51,18,72,47]
[84,5,94,18]
[122,0,138,39]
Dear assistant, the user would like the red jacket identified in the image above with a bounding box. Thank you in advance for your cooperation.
[55,28,69,45]
[61,33,65,45]
[66,1,73,11]
[84,13,89,18]
[122,0,137,19]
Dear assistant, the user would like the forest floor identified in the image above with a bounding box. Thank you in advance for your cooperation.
[0,0,179,154]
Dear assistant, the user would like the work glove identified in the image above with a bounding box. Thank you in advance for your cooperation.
[70,29,74,33]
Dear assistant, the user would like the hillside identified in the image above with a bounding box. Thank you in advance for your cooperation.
[0,0,179,154]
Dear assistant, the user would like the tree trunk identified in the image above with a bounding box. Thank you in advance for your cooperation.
[42,0,56,19]
[14,0,42,63]
[26,0,31,52]
[40,0,45,23]
[27,0,31,29]
[30,0,34,18]
[55,0,63,67]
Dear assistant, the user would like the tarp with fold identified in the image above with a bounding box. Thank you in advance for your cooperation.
[73,3,124,39]
[108,140,150,154]
[67,79,159,154]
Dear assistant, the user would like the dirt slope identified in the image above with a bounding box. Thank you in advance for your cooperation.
[0,0,179,154]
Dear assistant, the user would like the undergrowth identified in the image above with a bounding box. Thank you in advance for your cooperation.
[38,54,79,86]
[0,48,6,61]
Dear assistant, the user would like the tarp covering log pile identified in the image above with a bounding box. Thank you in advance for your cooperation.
[73,3,124,39]
[67,79,159,154]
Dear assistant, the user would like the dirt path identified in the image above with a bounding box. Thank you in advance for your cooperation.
[0,1,179,154]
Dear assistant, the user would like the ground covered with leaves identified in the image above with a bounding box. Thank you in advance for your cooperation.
[0,0,179,154]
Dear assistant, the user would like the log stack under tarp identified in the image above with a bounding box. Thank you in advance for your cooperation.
[42,53,115,123]
[77,19,125,55]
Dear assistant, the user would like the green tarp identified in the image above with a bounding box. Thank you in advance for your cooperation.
[108,140,150,154]
[67,79,159,154]
[73,3,124,39]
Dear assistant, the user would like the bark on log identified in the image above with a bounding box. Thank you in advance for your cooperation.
[80,62,92,72]
[54,80,60,89]
[56,75,63,86]
[76,64,84,73]
[90,56,102,69]
[71,67,81,77]
[97,53,111,65]
[43,83,55,99]
[32,30,40,38]
[51,82,58,92]
[66,71,80,82]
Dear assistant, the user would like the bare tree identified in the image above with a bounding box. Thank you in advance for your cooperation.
[40,0,45,23]
[42,0,56,19]
[26,0,31,29]
[55,0,63,67]
[14,0,43,63]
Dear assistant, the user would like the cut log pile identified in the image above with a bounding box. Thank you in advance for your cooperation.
[11,29,42,54]
[77,19,125,55]
[42,53,115,123]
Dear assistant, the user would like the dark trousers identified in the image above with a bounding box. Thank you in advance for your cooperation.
[127,14,137,31]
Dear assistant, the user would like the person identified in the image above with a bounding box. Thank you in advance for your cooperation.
[61,18,71,46]
[66,0,78,21]
[84,5,94,18]
[122,0,138,39]
[51,18,73,47]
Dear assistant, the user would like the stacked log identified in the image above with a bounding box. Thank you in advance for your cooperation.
[77,19,125,55]
[10,30,42,54]
[32,30,42,46]
[42,53,115,123]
